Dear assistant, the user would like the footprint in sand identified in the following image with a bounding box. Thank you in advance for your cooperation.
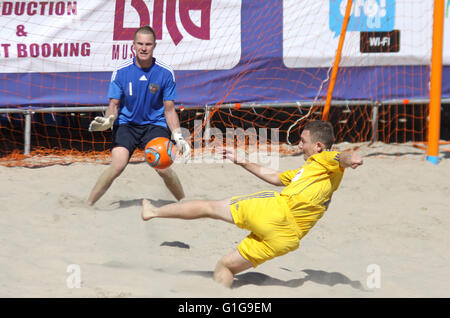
[58,193,122,211]
[58,193,88,209]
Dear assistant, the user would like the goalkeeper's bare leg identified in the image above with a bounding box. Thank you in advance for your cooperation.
[141,198,253,287]
[87,146,129,206]
[155,167,185,201]
[87,147,185,206]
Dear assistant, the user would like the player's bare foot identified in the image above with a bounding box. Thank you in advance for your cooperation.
[142,199,158,221]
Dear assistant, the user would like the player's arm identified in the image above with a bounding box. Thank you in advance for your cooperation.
[105,98,120,118]
[88,98,119,132]
[164,100,191,158]
[338,152,363,169]
[224,149,284,186]
[89,66,121,132]
[164,100,181,132]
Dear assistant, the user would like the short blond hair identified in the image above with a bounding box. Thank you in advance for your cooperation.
[134,25,156,42]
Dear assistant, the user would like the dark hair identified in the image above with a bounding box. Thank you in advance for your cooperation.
[134,25,156,42]
[303,120,335,149]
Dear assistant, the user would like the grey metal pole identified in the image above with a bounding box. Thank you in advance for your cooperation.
[203,105,211,140]
[369,102,379,146]
[24,111,32,155]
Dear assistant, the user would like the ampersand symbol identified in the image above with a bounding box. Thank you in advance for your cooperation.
[16,25,28,37]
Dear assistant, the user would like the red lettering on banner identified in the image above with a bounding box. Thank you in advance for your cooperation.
[114,0,150,41]
[41,43,51,57]
[17,44,27,57]
[67,1,77,15]
[55,2,64,15]
[0,1,77,16]
[113,0,211,46]
[112,44,120,60]
[63,43,68,56]
[40,2,48,15]
[1,1,12,15]
[80,43,90,56]
[112,44,136,60]
[53,43,62,57]
[30,43,39,57]
[48,2,54,15]
[165,0,182,45]
[13,42,90,58]
[27,2,38,15]
[1,43,11,58]
[179,0,211,41]
[152,0,164,39]
[14,2,25,15]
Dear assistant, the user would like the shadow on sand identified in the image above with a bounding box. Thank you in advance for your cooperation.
[181,269,366,291]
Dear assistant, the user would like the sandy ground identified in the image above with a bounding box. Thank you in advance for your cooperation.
[0,142,449,298]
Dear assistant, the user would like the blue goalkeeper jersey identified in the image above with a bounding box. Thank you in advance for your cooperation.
[108,57,177,128]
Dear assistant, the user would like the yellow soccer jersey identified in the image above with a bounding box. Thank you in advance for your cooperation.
[278,150,344,237]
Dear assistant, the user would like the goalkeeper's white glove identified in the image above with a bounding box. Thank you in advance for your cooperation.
[88,115,116,132]
[172,129,191,160]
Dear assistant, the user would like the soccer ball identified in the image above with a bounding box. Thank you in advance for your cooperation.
[144,137,175,169]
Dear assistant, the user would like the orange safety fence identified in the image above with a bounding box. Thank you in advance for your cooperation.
[0,102,431,168]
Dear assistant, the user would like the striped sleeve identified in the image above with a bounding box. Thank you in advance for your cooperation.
[156,60,177,101]
[278,168,302,186]
[108,60,132,100]
[311,151,343,173]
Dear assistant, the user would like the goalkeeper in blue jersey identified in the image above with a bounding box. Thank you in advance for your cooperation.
[87,26,190,206]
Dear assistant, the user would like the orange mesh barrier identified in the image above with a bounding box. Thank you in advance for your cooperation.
[0,103,431,167]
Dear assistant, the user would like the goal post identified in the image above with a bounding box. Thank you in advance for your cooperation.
[427,0,445,165]
[323,0,353,122]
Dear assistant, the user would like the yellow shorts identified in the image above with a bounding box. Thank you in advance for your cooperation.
[229,191,302,267]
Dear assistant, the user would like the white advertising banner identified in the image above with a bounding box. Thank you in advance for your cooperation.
[0,0,242,73]
[1,0,448,74]
[283,0,450,68]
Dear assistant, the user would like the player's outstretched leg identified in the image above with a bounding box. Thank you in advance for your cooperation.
[141,199,158,220]
[141,198,234,223]
[214,249,253,288]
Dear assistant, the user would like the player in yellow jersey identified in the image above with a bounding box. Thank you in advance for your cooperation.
[141,120,363,287]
